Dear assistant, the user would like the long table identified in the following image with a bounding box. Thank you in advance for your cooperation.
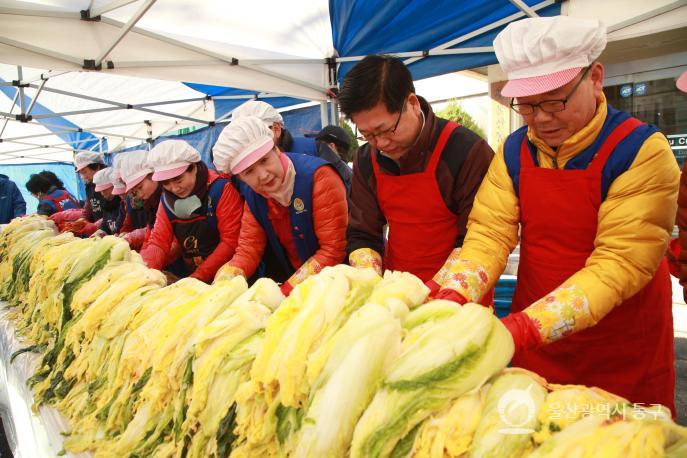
[0,304,90,458]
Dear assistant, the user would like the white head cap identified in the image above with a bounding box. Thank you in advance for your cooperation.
[118,150,154,191]
[74,151,106,172]
[147,140,201,182]
[93,167,115,192]
[213,116,275,174]
[494,16,607,97]
[232,100,283,126]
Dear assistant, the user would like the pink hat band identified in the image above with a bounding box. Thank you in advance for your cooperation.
[94,182,114,192]
[231,140,274,175]
[501,67,584,98]
[112,184,127,196]
[124,174,147,192]
[677,71,687,93]
[151,164,190,182]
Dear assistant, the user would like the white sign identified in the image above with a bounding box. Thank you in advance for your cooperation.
[668,134,687,150]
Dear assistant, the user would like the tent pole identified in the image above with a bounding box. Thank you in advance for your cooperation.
[26,78,47,115]
[0,91,19,137]
[508,0,540,17]
[91,0,139,18]
[0,6,78,19]
[320,102,328,128]
[0,37,83,66]
[26,83,212,125]
[329,100,336,127]
[94,0,157,67]
[6,138,104,148]
[332,100,340,125]
[409,0,556,66]
[16,66,26,117]
[30,106,125,119]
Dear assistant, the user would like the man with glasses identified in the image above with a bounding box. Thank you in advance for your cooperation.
[432,16,678,414]
[338,54,494,297]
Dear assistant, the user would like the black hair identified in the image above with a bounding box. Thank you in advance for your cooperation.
[26,174,52,194]
[38,170,64,189]
[338,54,415,117]
[87,163,106,171]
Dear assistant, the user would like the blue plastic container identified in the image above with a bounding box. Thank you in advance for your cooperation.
[494,275,517,318]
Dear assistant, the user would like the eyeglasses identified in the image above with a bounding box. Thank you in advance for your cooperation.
[359,99,407,141]
[510,66,591,116]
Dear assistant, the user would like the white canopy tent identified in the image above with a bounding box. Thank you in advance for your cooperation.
[0,0,566,164]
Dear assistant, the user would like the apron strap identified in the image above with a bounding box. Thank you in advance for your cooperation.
[519,117,643,173]
[371,121,461,175]
[519,135,536,169]
[426,121,460,172]
[587,117,643,173]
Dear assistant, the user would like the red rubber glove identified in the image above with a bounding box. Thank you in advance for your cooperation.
[424,279,442,298]
[76,221,100,237]
[49,208,83,226]
[122,228,146,251]
[434,287,468,305]
[500,312,542,353]
[280,281,294,297]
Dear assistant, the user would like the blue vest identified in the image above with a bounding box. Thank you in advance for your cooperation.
[504,105,659,201]
[42,188,80,213]
[241,153,328,276]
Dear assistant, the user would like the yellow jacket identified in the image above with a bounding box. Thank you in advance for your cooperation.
[441,96,679,343]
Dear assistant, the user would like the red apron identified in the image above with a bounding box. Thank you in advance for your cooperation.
[511,118,675,414]
[371,122,495,305]
[372,122,462,282]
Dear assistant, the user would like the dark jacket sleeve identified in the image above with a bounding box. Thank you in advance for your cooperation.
[10,182,26,217]
[346,145,387,256]
[82,200,94,222]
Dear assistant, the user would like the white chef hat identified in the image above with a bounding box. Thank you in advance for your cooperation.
[213,116,275,175]
[93,167,115,192]
[232,100,283,126]
[118,150,154,192]
[494,16,607,97]
[74,151,106,172]
[147,140,201,182]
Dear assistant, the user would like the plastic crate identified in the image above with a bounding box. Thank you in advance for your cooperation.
[495,275,516,318]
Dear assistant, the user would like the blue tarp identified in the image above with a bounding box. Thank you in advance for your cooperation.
[183,83,312,122]
[331,0,561,82]
[116,104,323,166]
[0,162,85,214]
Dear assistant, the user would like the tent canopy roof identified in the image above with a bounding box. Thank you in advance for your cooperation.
[0,0,561,163]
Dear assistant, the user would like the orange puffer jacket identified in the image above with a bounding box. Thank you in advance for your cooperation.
[227,166,347,281]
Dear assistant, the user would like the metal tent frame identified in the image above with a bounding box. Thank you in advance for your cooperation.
[0,0,581,163]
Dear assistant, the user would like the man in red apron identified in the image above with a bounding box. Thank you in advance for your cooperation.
[337,55,494,304]
[434,16,679,414]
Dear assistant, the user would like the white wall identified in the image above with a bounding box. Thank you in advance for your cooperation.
[564,0,687,40]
